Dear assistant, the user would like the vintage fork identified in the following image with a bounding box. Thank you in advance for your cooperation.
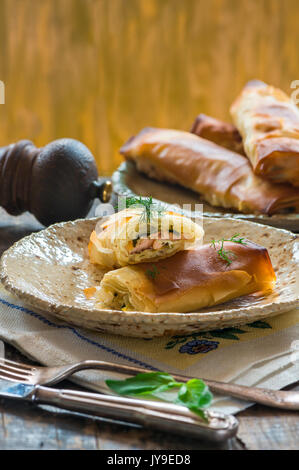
[0,357,298,410]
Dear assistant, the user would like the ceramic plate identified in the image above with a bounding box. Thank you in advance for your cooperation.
[112,162,299,232]
[0,216,298,338]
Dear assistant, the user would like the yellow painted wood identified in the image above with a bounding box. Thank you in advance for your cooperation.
[0,0,298,175]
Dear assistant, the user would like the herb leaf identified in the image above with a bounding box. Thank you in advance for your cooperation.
[146,265,160,280]
[106,372,182,396]
[106,372,213,420]
[125,196,165,223]
[176,378,213,418]
[211,233,247,265]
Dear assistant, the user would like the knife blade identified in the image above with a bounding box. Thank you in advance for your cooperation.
[0,378,35,399]
[0,378,238,442]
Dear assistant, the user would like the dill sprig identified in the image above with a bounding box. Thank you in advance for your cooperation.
[125,196,165,223]
[145,265,160,280]
[210,234,247,265]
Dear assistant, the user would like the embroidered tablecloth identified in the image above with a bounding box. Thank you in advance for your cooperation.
[0,283,298,414]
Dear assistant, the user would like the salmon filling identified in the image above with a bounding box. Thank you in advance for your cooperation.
[129,230,186,255]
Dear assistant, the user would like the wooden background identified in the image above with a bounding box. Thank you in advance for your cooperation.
[0,0,298,175]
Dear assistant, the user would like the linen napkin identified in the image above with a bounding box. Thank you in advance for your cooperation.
[0,282,298,415]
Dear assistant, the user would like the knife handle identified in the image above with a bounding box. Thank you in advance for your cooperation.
[31,385,238,443]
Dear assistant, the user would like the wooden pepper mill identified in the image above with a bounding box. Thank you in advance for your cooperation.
[0,138,112,226]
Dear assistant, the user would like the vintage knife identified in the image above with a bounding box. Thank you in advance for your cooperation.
[0,378,239,442]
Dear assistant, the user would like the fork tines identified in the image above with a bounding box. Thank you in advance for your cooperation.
[0,358,34,383]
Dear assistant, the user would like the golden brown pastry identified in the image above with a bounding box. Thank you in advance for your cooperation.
[230,80,299,186]
[120,127,299,215]
[89,207,204,269]
[92,240,276,313]
[191,113,244,155]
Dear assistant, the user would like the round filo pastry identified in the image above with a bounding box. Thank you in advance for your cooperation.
[92,240,276,313]
[88,208,204,269]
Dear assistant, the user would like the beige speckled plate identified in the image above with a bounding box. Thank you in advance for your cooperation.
[113,162,299,232]
[0,217,298,338]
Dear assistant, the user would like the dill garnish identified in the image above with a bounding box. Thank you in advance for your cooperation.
[146,265,160,280]
[210,234,247,265]
[125,196,165,223]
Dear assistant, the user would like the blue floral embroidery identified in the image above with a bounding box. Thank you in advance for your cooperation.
[165,321,272,352]
[179,339,219,355]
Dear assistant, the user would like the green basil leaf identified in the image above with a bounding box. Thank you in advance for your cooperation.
[106,372,182,396]
[176,378,213,410]
[105,372,213,420]
[187,405,206,421]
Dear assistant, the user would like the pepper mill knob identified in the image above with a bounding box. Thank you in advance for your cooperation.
[0,138,112,226]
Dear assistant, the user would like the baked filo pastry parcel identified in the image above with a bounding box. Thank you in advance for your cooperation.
[191,113,245,155]
[93,240,276,313]
[120,127,299,215]
[89,208,204,269]
[230,80,299,186]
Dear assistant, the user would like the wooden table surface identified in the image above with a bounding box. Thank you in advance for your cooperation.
[0,208,298,451]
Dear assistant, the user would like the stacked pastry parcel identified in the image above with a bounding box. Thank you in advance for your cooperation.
[122,80,299,215]
[86,205,276,313]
